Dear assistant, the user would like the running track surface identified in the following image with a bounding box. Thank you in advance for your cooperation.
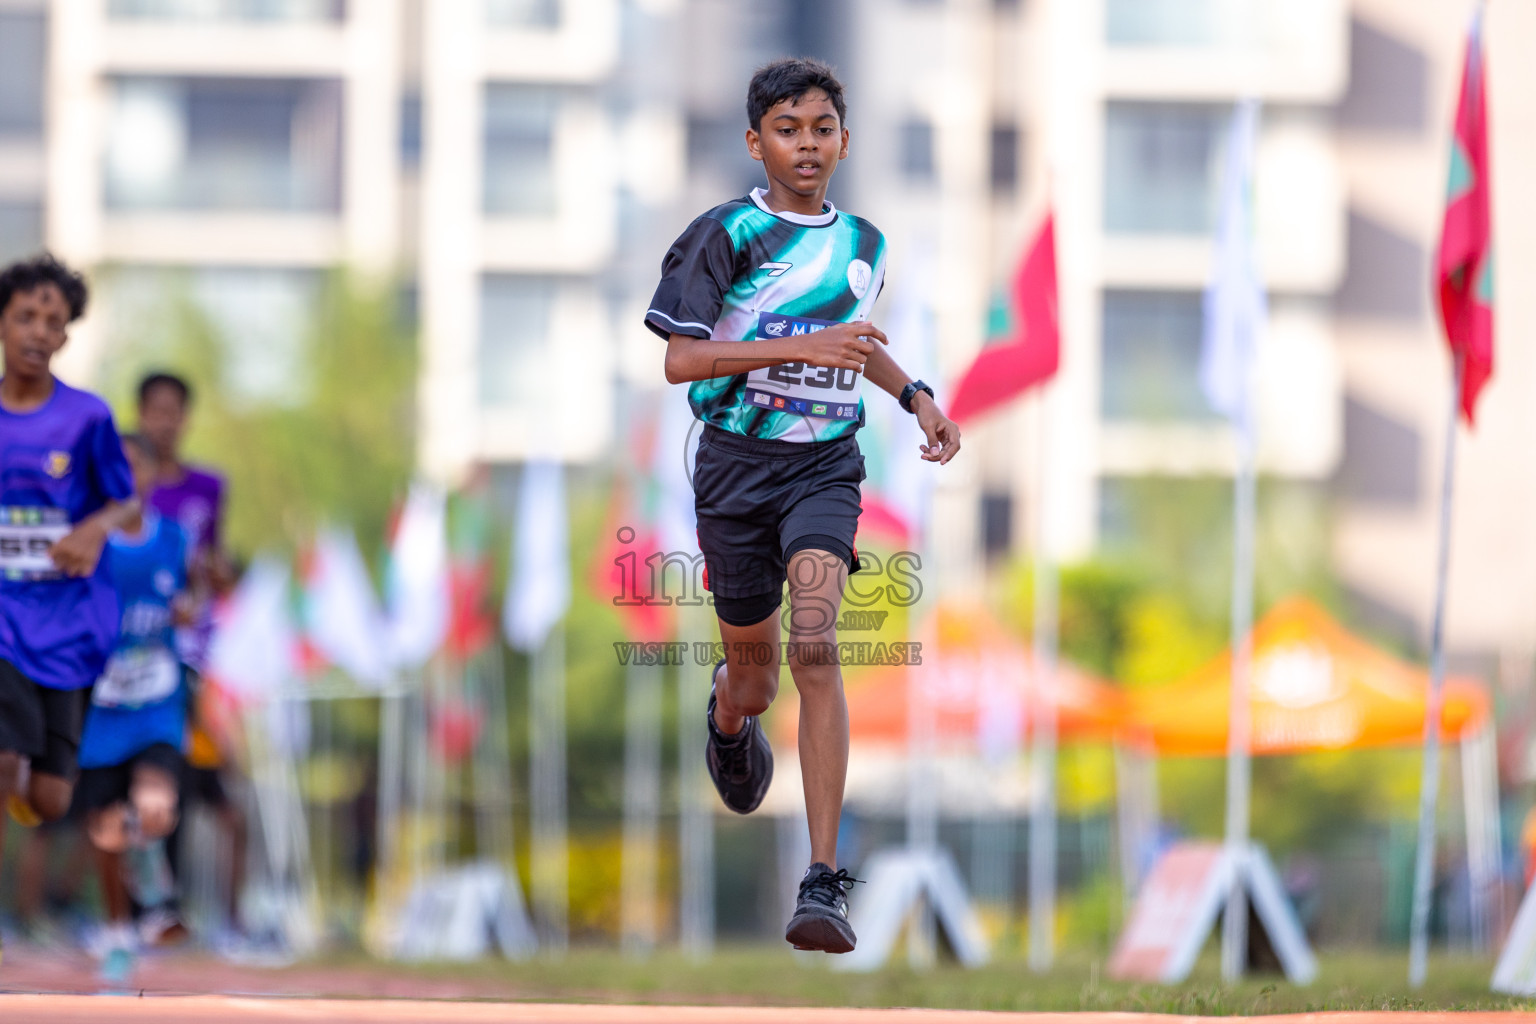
[0,1001,1533,1024]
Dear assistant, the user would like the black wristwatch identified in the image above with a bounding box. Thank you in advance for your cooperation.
[899,380,934,414]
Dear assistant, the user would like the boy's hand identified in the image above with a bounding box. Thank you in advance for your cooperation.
[800,321,888,369]
[913,392,961,465]
[49,522,109,578]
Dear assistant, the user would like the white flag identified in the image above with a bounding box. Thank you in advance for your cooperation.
[881,242,940,539]
[386,483,450,669]
[1200,99,1266,439]
[304,526,390,689]
[503,460,570,652]
[207,556,297,702]
[652,388,699,557]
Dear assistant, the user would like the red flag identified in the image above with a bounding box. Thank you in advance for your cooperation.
[1436,13,1494,425]
[949,212,1060,425]
[858,487,912,544]
[590,485,675,644]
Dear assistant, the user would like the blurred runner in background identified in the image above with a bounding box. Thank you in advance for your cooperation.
[137,371,246,945]
[75,433,193,983]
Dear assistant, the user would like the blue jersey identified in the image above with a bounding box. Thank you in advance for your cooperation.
[79,514,190,769]
[0,379,135,690]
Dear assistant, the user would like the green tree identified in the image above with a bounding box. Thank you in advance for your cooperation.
[97,268,417,563]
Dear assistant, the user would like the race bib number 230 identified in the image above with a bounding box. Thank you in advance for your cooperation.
[745,313,862,421]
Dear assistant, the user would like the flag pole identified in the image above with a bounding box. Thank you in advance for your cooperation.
[1408,354,1465,988]
[1028,386,1059,973]
[1219,416,1257,982]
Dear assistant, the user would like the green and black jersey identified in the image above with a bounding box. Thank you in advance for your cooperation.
[645,188,888,444]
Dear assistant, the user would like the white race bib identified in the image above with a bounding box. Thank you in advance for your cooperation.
[94,648,180,708]
[744,313,863,421]
[0,507,69,578]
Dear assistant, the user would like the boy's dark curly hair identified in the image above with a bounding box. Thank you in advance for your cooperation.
[747,57,847,132]
[0,252,89,322]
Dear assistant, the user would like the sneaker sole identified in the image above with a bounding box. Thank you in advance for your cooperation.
[785,911,856,954]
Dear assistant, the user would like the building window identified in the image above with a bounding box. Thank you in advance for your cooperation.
[0,203,43,264]
[981,491,1013,560]
[1104,101,1226,235]
[1106,0,1260,47]
[899,118,936,183]
[108,0,345,21]
[104,77,343,212]
[487,0,558,28]
[483,85,559,217]
[990,123,1020,194]
[1100,289,1217,421]
[399,92,423,170]
[480,276,554,408]
[0,12,46,137]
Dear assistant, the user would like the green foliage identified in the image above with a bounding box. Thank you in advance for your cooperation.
[96,268,417,563]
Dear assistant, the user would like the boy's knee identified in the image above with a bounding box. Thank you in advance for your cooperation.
[27,773,72,821]
[132,774,178,839]
[721,664,778,717]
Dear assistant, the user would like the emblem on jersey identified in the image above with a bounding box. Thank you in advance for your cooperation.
[44,451,70,479]
[759,261,793,277]
[155,569,177,597]
[847,259,873,300]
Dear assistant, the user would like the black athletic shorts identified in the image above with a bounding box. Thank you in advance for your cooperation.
[693,424,864,615]
[183,764,229,808]
[73,742,183,815]
[0,658,87,779]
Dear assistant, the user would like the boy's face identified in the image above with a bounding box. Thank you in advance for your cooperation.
[125,440,156,501]
[139,384,187,461]
[747,89,848,199]
[0,284,70,384]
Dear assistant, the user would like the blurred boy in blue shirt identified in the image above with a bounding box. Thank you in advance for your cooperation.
[75,432,192,974]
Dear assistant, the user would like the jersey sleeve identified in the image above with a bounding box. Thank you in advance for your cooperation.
[87,408,135,507]
[644,217,738,340]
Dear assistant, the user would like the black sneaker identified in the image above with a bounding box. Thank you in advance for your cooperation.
[786,862,860,953]
[705,660,773,814]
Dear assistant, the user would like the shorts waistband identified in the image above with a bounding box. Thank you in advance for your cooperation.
[701,423,856,459]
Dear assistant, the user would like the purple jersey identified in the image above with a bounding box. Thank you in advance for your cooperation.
[0,379,135,690]
[149,466,223,554]
[149,465,224,672]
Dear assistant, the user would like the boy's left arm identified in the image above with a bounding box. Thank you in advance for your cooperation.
[50,498,141,578]
[864,342,961,465]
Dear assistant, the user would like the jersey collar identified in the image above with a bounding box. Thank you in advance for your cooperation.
[750,187,837,227]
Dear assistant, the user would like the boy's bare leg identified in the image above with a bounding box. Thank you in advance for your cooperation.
[713,612,782,733]
[95,844,131,924]
[785,549,850,870]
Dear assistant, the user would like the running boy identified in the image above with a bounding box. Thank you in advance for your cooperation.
[138,370,244,942]
[0,254,137,867]
[75,432,192,977]
[644,58,960,953]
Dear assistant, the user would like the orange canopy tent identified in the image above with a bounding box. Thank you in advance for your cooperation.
[1126,597,1490,757]
[772,601,1126,752]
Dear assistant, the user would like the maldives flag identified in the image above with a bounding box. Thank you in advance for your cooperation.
[1436,10,1494,425]
[446,484,496,661]
[949,212,1060,425]
[590,483,675,644]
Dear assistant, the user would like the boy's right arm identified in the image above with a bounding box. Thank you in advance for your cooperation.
[663,322,888,385]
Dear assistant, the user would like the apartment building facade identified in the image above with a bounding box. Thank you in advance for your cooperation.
[8,0,1533,673]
